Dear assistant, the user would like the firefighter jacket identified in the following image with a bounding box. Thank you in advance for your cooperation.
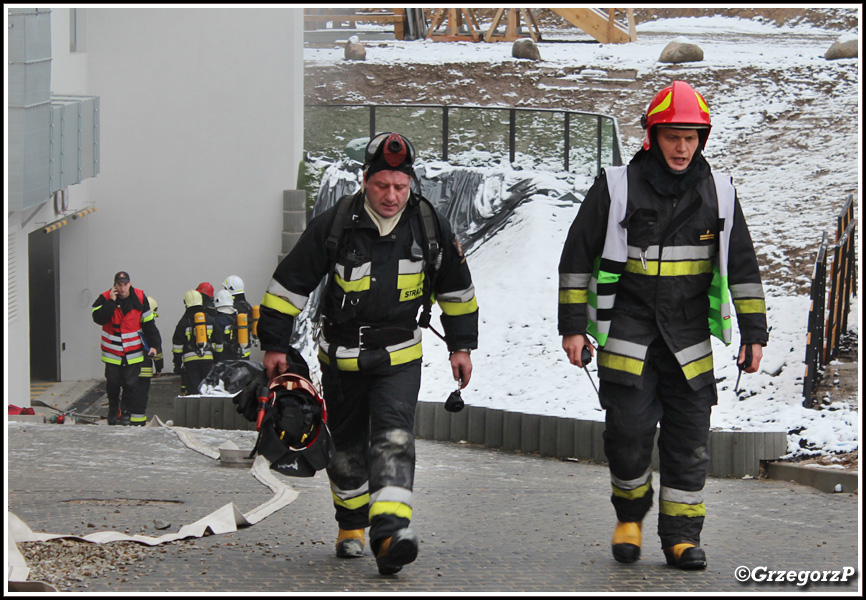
[558,162,768,391]
[214,311,244,362]
[259,191,478,371]
[232,294,253,358]
[172,306,222,370]
[92,287,161,366]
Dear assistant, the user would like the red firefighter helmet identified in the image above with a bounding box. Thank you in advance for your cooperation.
[641,80,712,150]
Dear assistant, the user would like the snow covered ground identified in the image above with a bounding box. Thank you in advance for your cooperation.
[303,13,862,460]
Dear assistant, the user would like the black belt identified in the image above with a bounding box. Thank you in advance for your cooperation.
[323,321,416,350]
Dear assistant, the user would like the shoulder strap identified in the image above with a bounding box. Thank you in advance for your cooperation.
[326,192,363,264]
[416,196,442,269]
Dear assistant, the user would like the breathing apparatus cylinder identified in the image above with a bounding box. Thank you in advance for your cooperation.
[251,305,260,337]
[237,312,249,348]
[194,311,207,355]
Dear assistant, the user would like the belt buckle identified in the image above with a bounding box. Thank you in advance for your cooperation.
[358,325,370,350]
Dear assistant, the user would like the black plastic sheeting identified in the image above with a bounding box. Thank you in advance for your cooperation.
[310,158,540,253]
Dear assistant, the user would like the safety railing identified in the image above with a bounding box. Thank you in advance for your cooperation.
[304,103,624,178]
[802,194,858,408]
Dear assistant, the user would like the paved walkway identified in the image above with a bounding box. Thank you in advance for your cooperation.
[6,378,861,594]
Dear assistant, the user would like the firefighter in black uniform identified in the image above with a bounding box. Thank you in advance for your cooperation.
[259,132,478,576]
[558,81,768,570]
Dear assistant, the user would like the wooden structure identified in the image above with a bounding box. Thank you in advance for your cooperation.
[424,8,483,42]
[484,8,542,42]
[548,8,636,44]
[304,8,409,40]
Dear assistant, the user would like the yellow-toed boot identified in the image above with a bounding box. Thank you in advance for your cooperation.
[375,528,419,575]
[335,528,365,558]
[611,521,642,563]
[663,543,707,570]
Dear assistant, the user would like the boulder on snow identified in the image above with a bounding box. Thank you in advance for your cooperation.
[658,38,704,64]
[344,36,366,61]
[824,35,858,60]
[512,38,541,61]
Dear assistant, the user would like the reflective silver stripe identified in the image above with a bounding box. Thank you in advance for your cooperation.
[730,283,765,299]
[627,245,661,260]
[140,309,153,321]
[586,305,611,337]
[675,339,713,365]
[266,279,309,311]
[102,333,123,343]
[611,466,652,491]
[318,339,361,359]
[121,331,141,340]
[388,328,422,351]
[335,261,371,281]
[660,485,704,505]
[602,167,630,262]
[436,284,476,304]
[330,480,369,500]
[369,485,413,507]
[398,258,424,274]
[603,337,648,360]
[126,350,144,361]
[560,273,592,288]
[661,245,715,261]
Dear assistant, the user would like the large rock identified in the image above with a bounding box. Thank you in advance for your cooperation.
[824,35,858,60]
[659,37,704,64]
[512,38,541,61]
[344,35,366,61]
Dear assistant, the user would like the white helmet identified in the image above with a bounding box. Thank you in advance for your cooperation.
[148,296,159,316]
[213,289,236,313]
[223,275,244,295]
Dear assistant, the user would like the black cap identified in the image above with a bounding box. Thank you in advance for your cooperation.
[114,271,130,283]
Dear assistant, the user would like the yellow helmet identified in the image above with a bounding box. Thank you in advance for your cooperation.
[183,290,203,309]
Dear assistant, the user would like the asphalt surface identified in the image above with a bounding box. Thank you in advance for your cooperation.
[7,376,862,594]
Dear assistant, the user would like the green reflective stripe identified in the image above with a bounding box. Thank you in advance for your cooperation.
[335,274,371,294]
[129,415,147,423]
[599,350,644,376]
[101,356,122,365]
[597,270,621,285]
[183,355,213,362]
[733,298,766,314]
[92,306,100,314]
[141,312,154,324]
[262,291,302,317]
[681,354,714,381]
[559,289,588,304]
[439,296,478,316]
[659,499,706,518]
[332,491,370,511]
[612,480,652,500]
[369,501,413,521]
[390,342,423,366]
[708,267,732,345]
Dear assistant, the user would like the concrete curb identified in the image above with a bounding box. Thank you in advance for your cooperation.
[765,461,859,494]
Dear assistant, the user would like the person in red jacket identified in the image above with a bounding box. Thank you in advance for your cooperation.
[91,271,160,425]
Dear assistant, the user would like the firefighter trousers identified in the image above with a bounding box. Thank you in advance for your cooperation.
[320,351,421,553]
[105,362,141,424]
[599,337,716,549]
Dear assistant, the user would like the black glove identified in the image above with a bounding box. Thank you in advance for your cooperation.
[233,372,269,422]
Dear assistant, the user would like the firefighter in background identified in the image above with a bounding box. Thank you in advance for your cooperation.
[130,296,164,426]
[172,290,222,395]
[558,81,768,570]
[91,271,160,425]
[223,275,254,358]
[197,281,217,318]
[213,289,249,362]
[258,132,478,576]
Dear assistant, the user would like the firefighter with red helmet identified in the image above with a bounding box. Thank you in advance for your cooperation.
[558,81,768,569]
[258,131,478,576]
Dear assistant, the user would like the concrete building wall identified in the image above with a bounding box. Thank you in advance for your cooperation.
[6,7,305,404]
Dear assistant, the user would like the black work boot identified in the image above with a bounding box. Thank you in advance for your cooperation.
[664,543,707,570]
[375,528,418,575]
[107,400,119,425]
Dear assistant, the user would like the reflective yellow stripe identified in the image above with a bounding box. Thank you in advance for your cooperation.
[647,91,672,117]
[599,351,644,376]
[439,296,478,316]
[559,289,588,304]
[389,342,423,366]
[733,298,766,314]
[261,292,302,317]
[612,480,652,501]
[624,259,713,276]
[369,501,413,521]
[318,349,361,372]
[681,354,714,381]
[336,274,370,293]
[397,273,424,289]
[332,491,370,511]
[659,499,706,518]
